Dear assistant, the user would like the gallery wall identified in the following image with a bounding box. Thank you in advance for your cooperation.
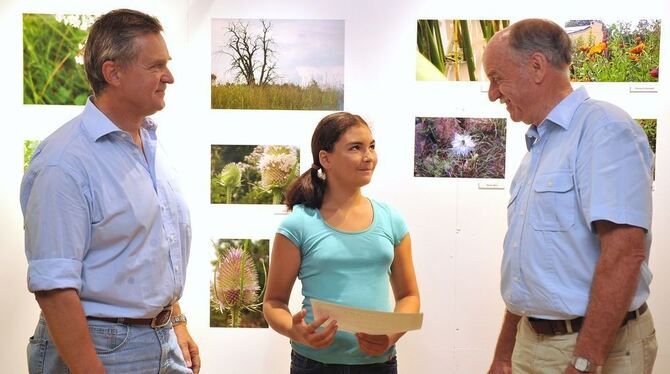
[1,0,668,373]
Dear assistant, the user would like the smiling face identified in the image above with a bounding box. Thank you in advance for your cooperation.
[117,32,174,117]
[483,36,539,125]
[320,123,377,188]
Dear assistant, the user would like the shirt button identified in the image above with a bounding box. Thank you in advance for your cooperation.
[547,180,554,187]
[513,242,518,248]
[513,276,519,281]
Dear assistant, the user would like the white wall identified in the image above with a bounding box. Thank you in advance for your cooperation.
[2,0,668,373]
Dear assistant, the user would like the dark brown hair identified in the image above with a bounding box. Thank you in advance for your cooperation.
[507,18,572,68]
[284,112,369,210]
[84,9,163,95]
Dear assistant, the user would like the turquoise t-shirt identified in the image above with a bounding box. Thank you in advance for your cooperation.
[277,198,409,364]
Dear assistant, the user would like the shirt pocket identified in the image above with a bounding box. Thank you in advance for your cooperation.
[507,182,522,224]
[530,171,576,231]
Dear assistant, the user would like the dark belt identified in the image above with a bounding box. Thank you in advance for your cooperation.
[87,307,173,328]
[527,303,648,336]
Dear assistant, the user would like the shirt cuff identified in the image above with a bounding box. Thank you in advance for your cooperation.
[28,258,83,292]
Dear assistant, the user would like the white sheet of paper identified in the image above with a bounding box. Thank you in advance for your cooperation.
[311,299,423,335]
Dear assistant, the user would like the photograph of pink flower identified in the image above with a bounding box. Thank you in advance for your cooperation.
[565,19,660,82]
[211,145,300,204]
[415,117,506,178]
[210,239,269,328]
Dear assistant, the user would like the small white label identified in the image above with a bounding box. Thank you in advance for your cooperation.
[629,85,657,93]
[478,182,504,190]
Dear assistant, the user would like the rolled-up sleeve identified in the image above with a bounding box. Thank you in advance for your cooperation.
[22,165,90,292]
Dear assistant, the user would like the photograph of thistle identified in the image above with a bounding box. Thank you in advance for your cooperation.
[415,117,506,178]
[417,19,509,81]
[24,140,41,172]
[23,14,96,105]
[211,145,300,204]
[210,239,269,328]
[565,19,660,82]
[211,19,345,110]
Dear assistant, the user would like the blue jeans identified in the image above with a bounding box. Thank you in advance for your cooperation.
[27,315,192,374]
[290,350,398,374]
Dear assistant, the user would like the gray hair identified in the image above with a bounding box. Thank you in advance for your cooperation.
[507,19,572,69]
[83,9,163,95]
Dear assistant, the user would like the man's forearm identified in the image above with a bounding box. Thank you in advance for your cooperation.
[35,289,105,374]
[574,223,646,364]
[493,310,521,362]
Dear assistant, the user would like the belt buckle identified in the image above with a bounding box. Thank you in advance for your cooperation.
[151,307,173,328]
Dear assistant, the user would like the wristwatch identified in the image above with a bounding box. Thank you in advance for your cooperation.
[572,356,601,373]
[170,313,187,326]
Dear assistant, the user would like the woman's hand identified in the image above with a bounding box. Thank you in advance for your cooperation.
[289,309,338,349]
[355,333,396,356]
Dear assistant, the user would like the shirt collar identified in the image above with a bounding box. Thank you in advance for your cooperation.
[81,96,158,142]
[543,86,590,131]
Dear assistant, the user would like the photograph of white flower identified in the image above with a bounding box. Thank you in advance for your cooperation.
[211,144,300,204]
[210,239,268,328]
[415,117,506,178]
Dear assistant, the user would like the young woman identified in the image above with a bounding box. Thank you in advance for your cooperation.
[263,112,420,373]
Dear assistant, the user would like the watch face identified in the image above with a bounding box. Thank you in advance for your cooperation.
[575,357,589,370]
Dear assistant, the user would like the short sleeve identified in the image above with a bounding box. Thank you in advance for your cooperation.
[21,165,90,292]
[277,205,305,248]
[386,204,409,246]
[576,120,653,232]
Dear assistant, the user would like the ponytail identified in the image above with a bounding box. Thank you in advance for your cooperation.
[284,164,327,209]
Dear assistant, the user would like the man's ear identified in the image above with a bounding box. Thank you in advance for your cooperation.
[528,52,547,83]
[101,60,122,88]
[318,150,330,170]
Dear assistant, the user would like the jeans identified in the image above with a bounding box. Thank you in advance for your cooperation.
[512,307,657,374]
[27,315,192,374]
[290,350,398,374]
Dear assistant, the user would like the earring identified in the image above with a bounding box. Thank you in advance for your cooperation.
[317,168,326,180]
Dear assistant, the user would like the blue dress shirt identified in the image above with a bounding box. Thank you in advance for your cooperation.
[502,87,654,319]
[21,98,191,318]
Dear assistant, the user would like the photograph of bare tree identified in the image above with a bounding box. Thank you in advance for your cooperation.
[211,19,344,110]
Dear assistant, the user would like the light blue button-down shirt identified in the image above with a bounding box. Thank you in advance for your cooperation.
[21,98,191,318]
[502,87,654,319]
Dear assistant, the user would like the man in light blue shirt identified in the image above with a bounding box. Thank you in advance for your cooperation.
[21,9,199,373]
[483,19,656,374]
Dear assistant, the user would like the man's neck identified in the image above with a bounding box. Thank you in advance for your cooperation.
[92,94,144,146]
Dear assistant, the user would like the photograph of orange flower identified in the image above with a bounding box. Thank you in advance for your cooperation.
[565,19,660,82]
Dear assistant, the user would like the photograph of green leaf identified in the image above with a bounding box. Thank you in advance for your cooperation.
[635,119,657,179]
[210,239,269,328]
[23,14,95,105]
[211,144,300,204]
[417,19,509,81]
[24,140,41,171]
[415,117,506,178]
[211,19,344,110]
[565,19,660,82]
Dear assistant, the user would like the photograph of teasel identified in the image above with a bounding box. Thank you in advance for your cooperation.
[211,144,300,204]
[210,239,269,328]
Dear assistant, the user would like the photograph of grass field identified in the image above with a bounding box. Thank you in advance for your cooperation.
[211,19,344,110]
[565,19,660,82]
[210,238,269,328]
[211,144,300,204]
[24,140,41,171]
[23,14,95,105]
[415,117,506,178]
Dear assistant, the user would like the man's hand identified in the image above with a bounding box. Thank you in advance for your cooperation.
[488,360,512,374]
[173,324,200,373]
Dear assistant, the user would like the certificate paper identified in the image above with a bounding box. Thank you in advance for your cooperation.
[311,299,423,335]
